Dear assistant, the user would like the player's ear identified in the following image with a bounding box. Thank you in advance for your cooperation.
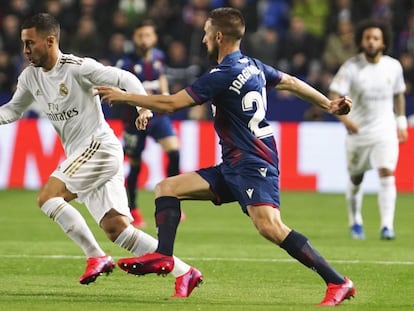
[46,35,55,46]
[216,31,223,44]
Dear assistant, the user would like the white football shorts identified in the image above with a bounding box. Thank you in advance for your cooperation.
[51,136,133,224]
[346,135,399,176]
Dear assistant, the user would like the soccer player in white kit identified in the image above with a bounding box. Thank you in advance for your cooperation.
[0,13,202,297]
[329,20,408,240]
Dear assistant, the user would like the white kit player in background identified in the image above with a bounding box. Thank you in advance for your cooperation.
[329,19,408,240]
[0,13,202,297]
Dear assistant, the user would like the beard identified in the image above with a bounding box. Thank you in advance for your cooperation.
[363,46,383,59]
[207,44,219,63]
[138,45,150,55]
[29,50,49,67]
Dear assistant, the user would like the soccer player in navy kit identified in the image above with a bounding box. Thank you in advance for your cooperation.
[115,20,180,228]
[97,7,355,306]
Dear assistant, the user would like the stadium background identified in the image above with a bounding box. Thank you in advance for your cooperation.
[0,0,413,193]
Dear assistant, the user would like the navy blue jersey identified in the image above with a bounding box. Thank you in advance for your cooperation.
[115,48,166,130]
[186,51,282,167]
[117,47,165,92]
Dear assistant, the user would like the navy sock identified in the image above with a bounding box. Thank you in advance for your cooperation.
[154,196,181,256]
[167,150,179,177]
[280,230,345,284]
[126,163,140,208]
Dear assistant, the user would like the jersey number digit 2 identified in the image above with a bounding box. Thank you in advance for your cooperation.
[242,89,272,138]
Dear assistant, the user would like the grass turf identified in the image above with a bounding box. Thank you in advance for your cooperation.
[0,189,413,310]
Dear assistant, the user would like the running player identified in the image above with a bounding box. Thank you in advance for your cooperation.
[0,13,201,298]
[97,7,355,306]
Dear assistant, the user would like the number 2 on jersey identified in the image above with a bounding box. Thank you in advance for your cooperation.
[242,88,272,139]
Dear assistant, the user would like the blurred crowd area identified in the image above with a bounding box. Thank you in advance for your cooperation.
[1,0,414,121]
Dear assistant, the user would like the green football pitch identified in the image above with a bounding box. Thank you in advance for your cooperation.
[0,189,413,311]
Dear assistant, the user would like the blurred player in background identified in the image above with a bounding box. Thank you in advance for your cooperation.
[329,20,408,240]
[115,19,181,228]
[97,7,355,306]
[0,13,201,297]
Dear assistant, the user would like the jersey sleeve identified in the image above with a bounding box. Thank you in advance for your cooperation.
[263,63,282,87]
[81,57,147,95]
[394,60,406,95]
[185,69,229,104]
[114,57,129,70]
[0,69,34,124]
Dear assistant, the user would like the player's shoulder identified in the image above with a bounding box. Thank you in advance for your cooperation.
[217,53,259,73]
[60,53,84,65]
[381,55,402,67]
[343,54,364,68]
[18,64,36,83]
[152,48,165,59]
[336,54,366,76]
[115,53,133,68]
[57,53,85,72]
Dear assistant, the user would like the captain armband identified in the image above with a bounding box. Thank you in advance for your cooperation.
[396,115,408,130]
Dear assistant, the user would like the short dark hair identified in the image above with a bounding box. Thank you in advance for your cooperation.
[209,7,245,40]
[21,13,60,39]
[355,19,391,54]
[134,19,157,31]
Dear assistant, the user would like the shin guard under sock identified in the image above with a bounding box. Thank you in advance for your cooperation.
[154,196,181,256]
[280,230,345,284]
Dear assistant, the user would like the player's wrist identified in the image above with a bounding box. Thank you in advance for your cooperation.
[396,115,408,130]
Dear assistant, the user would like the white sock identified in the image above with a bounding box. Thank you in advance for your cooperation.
[114,225,190,277]
[378,176,396,230]
[346,181,363,226]
[41,197,105,258]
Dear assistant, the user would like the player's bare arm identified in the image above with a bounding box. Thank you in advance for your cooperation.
[394,93,408,143]
[276,73,352,115]
[96,86,195,113]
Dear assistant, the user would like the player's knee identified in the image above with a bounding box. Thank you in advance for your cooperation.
[256,221,287,245]
[154,178,176,197]
[350,174,363,185]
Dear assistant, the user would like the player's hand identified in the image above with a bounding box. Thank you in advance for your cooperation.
[95,86,126,105]
[135,109,153,130]
[329,96,352,115]
[398,128,408,143]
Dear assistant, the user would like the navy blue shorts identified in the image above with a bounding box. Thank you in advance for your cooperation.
[196,162,281,214]
[123,115,176,157]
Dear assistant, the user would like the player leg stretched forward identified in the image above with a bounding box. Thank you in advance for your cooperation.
[97,7,355,306]
[117,169,354,306]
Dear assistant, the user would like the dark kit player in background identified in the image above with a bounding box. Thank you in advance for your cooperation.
[114,19,181,228]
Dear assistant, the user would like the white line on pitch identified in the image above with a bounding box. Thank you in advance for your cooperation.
[0,254,413,265]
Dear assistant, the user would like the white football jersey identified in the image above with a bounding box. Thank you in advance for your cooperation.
[0,52,146,155]
[329,53,406,144]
